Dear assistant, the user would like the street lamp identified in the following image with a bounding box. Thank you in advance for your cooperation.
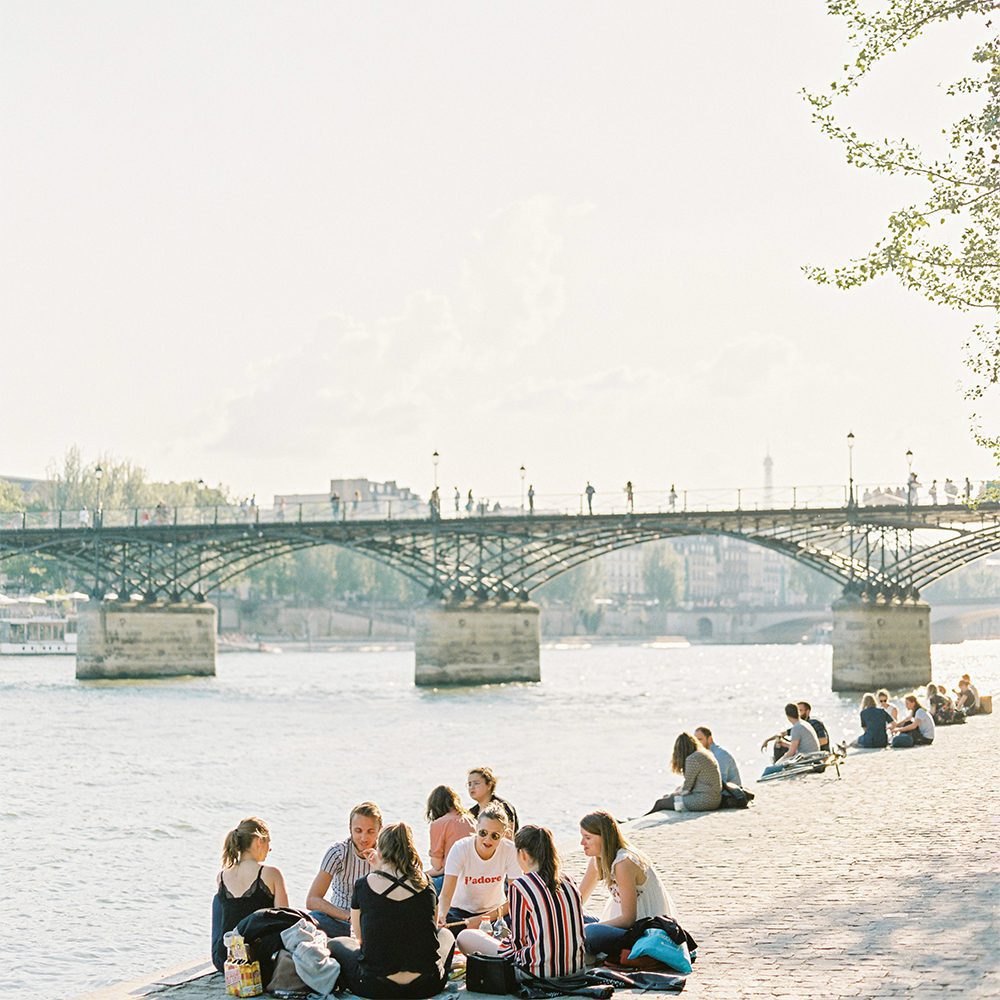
[94,465,104,522]
[906,450,913,476]
[432,451,439,490]
[520,465,526,511]
[846,432,855,507]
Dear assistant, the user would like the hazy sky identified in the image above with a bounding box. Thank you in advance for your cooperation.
[2,2,996,504]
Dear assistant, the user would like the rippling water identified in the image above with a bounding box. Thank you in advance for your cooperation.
[3,641,998,998]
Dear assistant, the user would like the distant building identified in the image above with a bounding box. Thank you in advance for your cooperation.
[273,478,423,516]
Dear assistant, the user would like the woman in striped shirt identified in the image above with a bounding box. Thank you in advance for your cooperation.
[457,825,585,980]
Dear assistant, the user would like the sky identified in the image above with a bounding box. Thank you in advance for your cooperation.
[2,2,997,506]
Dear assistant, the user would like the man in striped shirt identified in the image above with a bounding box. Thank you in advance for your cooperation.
[307,802,382,938]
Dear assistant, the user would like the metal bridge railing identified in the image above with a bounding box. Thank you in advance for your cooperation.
[0,482,987,533]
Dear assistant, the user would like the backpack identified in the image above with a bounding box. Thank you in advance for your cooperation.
[719,781,755,808]
[235,907,317,986]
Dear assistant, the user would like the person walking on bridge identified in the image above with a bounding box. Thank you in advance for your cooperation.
[527,484,535,515]
[585,482,595,515]
[624,481,634,513]
[453,487,460,514]
[668,484,677,511]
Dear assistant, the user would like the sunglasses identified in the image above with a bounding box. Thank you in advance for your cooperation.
[477,830,502,841]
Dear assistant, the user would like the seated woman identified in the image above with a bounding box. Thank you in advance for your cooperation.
[426,785,475,893]
[437,803,521,930]
[926,683,956,725]
[648,732,722,813]
[327,822,455,999]
[853,692,894,748]
[456,825,586,979]
[578,810,675,959]
[955,677,978,715]
[211,817,288,972]
[467,765,519,832]
[891,694,936,748]
[876,689,899,721]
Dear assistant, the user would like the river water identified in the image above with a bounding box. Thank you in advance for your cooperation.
[3,641,998,998]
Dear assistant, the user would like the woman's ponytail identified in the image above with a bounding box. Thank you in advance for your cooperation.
[221,817,268,868]
[514,825,561,893]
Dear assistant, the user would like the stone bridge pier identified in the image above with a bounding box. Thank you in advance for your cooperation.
[830,593,931,692]
[415,600,541,686]
[76,600,217,680]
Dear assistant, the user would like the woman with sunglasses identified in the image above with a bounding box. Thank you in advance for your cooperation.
[876,688,899,721]
[436,803,520,931]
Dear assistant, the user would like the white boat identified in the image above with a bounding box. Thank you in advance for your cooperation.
[0,615,78,654]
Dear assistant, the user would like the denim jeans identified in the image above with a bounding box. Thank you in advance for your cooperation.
[309,910,351,938]
[583,915,627,957]
[431,874,445,895]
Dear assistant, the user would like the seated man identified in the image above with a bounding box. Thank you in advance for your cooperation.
[695,726,742,786]
[761,703,820,777]
[797,701,829,750]
[306,802,382,938]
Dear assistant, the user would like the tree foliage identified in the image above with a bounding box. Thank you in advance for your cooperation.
[642,541,684,607]
[804,1,999,460]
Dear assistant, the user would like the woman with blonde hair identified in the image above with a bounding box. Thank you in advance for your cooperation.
[578,810,674,958]
[211,817,288,972]
[648,731,722,813]
[456,825,586,978]
[437,803,521,930]
[853,692,893,748]
[425,785,475,892]
[327,822,455,998]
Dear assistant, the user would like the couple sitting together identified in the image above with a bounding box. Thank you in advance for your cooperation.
[213,804,676,997]
[646,727,742,814]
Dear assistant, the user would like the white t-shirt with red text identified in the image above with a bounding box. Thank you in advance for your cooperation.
[445,836,521,913]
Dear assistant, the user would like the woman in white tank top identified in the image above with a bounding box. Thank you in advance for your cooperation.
[577,811,675,958]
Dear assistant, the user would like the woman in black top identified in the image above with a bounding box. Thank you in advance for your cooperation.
[327,822,455,999]
[211,817,288,971]
[467,765,519,832]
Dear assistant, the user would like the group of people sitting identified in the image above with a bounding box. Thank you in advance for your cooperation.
[212,766,676,998]
[852,674,984,749]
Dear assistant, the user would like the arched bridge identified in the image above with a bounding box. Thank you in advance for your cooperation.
[1,494,998,603]
[2,488,998,688]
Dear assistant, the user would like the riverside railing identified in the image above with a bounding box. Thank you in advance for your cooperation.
[0,482,985,532]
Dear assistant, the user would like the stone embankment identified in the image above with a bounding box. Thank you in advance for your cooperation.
[85,713,998,1000]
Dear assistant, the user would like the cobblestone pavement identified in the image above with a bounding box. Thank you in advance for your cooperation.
[85,713,998,999]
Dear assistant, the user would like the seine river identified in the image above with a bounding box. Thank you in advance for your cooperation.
[3,641,998,998]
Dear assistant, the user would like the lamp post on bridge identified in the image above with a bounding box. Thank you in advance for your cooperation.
[846,432,855,508]
[93,464,104,599]
[432,451,439,490]
[520,465,526,513]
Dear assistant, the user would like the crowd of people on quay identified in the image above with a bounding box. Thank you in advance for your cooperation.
[212,674,987,997]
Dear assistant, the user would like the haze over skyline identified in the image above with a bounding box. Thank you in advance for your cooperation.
[3,2,996,504]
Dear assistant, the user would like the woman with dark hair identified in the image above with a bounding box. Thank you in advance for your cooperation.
[578,811,674,958]
[926,683,956,725]
[648,732,722,813]
[211,817,289,972]
[327,822,455,999]
[456,825,586,978]
[467,765,519,832]
[891,694,936,748]
[426,786,474,892]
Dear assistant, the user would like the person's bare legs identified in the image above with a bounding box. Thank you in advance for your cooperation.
[456,928,501,957]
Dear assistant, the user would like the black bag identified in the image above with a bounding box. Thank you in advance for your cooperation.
[235,907,317,987]
[719,781,755,809]
[516,970,614,1000]
[466,954,520,995]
